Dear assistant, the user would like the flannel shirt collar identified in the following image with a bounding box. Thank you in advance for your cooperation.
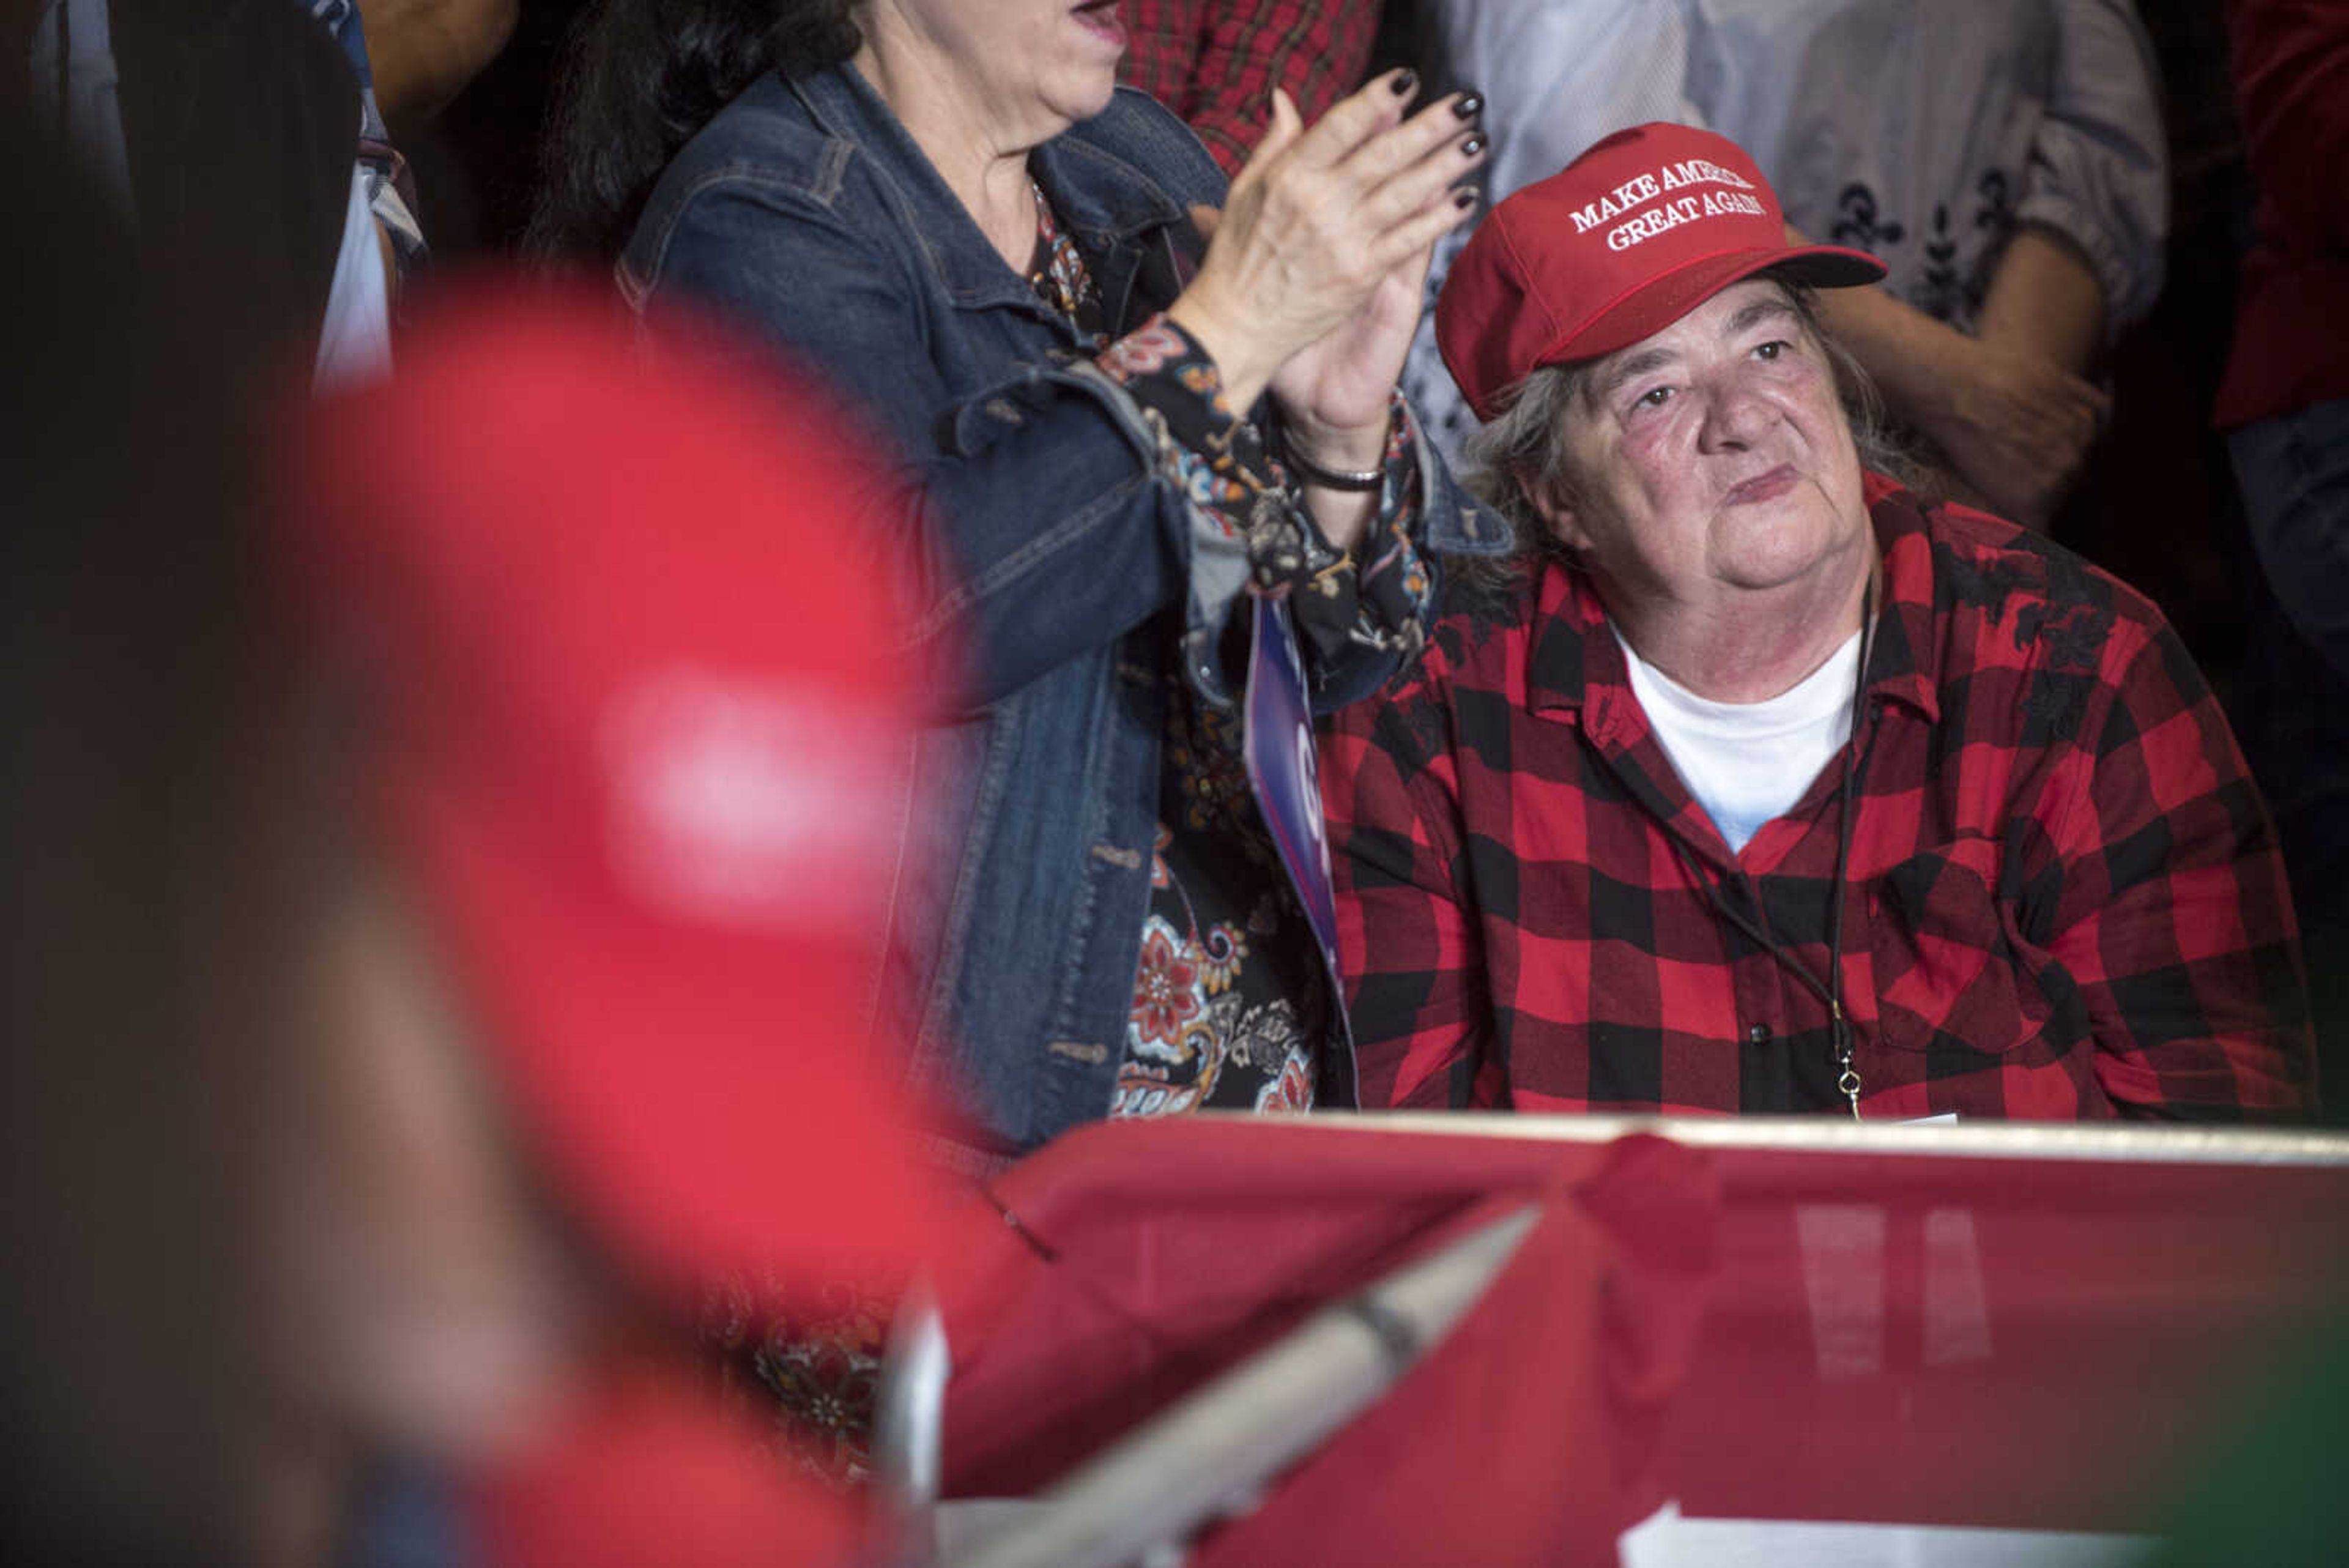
[1523,470,1943,737]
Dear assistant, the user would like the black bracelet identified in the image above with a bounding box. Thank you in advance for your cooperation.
[1283,441,1385,493]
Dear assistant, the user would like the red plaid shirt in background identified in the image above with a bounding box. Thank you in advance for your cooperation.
[1323,476,2318,1120]
[1119,0,1382,177]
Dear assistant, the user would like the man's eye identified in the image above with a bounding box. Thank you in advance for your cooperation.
[1755,340,1789,361]
[1635,385,1672,410]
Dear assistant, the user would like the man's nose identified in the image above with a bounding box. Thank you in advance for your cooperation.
[1696,377,1773,451]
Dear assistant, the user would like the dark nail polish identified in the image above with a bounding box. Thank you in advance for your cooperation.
[1453,92,1484,120]
[1389,69,1419,97]
[1453,187,1479,210]
[1460,133,1487,157]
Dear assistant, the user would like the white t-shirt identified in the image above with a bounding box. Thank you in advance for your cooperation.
[1615,626,1863,855]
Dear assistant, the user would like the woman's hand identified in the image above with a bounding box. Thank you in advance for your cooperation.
[1168,75,1483,423]
[1183,207,1438,464]
[1267,227,1441,553]
[1268,234,1439,466]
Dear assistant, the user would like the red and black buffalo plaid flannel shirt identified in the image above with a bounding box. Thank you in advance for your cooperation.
[1323,477,2318,1120]
[1118,0,1381,177]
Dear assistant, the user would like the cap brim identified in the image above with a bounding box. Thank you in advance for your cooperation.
[1545,242,1888,371]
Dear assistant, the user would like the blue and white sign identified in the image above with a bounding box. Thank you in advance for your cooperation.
[1243,596,1341,979]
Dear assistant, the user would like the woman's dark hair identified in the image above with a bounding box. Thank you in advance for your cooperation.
[530,0,861,261]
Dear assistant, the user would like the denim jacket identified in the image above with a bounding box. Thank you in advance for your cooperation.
[619,62,1505,1166]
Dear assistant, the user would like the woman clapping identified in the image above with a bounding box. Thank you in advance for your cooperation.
[536,0,1494,1166]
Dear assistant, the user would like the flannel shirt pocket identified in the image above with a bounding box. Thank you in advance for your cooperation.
[1868,842,2038,1058]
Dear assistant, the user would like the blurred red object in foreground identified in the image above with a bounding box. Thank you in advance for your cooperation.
[472,1369,858,1568]
[283,284,946,1304]
[275,286,964,1566]
[938,1117,2349,1562]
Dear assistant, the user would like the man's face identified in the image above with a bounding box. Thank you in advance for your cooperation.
[1533,279,1870,608]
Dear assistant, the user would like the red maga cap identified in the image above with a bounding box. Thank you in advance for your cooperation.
[1436,122,1885,419]
[283,288,946,1302]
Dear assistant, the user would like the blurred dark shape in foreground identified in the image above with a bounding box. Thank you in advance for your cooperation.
[3,65,955,1547]
[1,59,267,1568]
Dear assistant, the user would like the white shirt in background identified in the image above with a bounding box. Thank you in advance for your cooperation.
[313,168,393,391]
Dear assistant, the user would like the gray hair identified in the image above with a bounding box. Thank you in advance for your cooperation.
[1451,275,1922,593]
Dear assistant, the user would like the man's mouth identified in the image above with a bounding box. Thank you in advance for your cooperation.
[1724,465,1798,506]
[1073,0,1127,46]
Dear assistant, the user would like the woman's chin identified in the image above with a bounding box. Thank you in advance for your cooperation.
[1057,60,1124,120]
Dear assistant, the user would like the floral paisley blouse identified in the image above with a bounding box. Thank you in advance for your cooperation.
[1030,184,1430,1118]
[714,180,1434,1488]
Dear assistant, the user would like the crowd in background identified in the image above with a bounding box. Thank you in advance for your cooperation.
[245,0,2347,1063]
[241,0,2337,1132]
[6,1,2346,1563]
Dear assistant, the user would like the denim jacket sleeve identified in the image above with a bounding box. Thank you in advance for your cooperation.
[640,173,1200,713]
[629,111,1508,717]
[2017,0,2169,334]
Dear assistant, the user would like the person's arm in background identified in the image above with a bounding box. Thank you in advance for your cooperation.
[1121,0,1380,178]
[1811,0,2165,527]
[2006,0,2169,345]
[328,0,518,313]
[1807,231,2109,526]
[299,1,500,307]
[355,0,518,135]
[1976,221,2108,377]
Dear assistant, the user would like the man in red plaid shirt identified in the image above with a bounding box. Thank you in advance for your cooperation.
[1323,123,2318,1120]
[1118,0,1381,176]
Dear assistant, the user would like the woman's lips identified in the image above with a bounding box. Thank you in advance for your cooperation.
[1724,464,1798,506]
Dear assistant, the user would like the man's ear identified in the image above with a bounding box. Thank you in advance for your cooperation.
[1516,464,1590,553]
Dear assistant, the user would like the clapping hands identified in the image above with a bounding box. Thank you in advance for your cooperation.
[1171,73,1486,480]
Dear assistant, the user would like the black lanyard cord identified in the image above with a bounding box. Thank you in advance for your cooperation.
[1663,582,1878,1118]
[1823,589,1877,1117]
